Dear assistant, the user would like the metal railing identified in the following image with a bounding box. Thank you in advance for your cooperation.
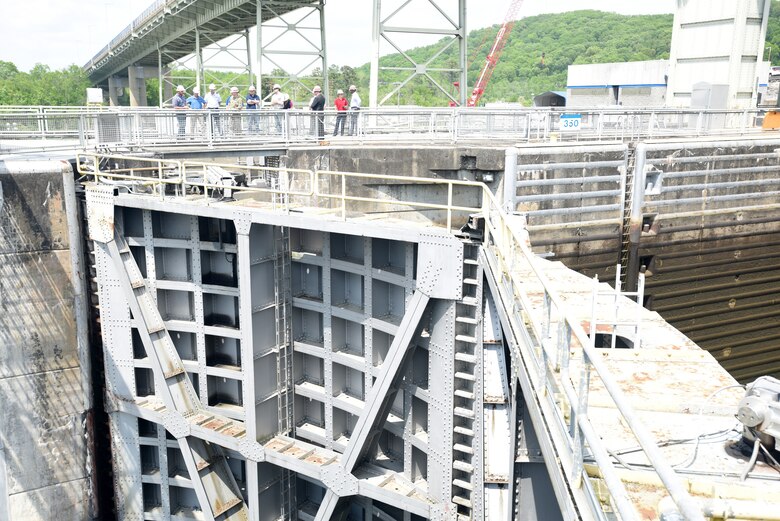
[1,106,773,155]
[77,152,708,520]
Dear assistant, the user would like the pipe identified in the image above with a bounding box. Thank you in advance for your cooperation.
[701,499,780,521]
[516,174,622,187]
[514,160,626,171]
[503,147,518,213]
[516,189,622,203]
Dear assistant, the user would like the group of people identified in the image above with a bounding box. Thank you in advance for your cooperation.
[171,83,290,136]
[171,82,362,139]
[307,84,362,139]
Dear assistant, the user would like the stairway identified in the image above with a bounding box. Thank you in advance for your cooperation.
[105,229,249,521]
[451,240,484,520]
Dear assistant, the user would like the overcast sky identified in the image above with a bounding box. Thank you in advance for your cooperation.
[1,0,676,72]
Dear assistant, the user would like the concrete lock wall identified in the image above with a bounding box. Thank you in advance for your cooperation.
[0,161,92,520]
[500,137,780,383]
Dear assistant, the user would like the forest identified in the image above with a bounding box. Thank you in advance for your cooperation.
[2,2,780,106]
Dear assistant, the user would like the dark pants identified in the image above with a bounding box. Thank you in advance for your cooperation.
[314,112,324,138]
[333,113,346,135]
[349,108,360,135]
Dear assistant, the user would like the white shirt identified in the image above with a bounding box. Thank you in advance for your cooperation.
[350,91,362,109]
[270,91,286,109]
[204,91,221,109]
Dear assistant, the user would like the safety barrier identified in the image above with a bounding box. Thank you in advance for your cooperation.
[1,106,771,155]
[77,152,708,520]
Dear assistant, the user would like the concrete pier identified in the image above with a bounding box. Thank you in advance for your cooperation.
[0,161,92,520]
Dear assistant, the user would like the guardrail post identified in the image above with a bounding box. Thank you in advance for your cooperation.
[38,107,45,140]
[503,147,519,213]
[78,114,86,148]
[452,110,458,144]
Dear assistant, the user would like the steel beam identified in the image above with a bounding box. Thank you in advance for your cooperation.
[369,0,466,107]
[313,290,430,521]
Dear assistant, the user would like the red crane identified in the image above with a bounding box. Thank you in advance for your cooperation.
[466,0,524,107]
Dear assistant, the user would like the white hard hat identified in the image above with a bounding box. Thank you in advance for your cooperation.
[230,86,239,93]
[208,83,216,90]
[192,87,200,94]
[176,85,185,92]
[313,85,321,92]
[273,84,281,90]
[337,89,344,95]
[349,85,357,91]
[248,85,256,91]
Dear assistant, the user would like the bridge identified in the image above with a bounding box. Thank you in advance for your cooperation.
[82,0,468,108]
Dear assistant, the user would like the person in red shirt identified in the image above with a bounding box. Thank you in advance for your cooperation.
[333,89,349,136]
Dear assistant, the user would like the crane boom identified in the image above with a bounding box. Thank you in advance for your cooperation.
[467,0,523,107]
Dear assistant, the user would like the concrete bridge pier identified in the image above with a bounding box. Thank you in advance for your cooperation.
[128,65,152,107]
[107,76,127,106]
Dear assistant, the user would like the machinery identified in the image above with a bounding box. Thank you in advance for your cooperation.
[760,68,780,129]
[736,376,780,451]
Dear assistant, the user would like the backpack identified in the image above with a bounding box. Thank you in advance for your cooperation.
[283,99,293,109]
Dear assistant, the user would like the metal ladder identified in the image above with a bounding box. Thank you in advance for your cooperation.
[273,224,296,520]
[105,229,249,521]
[618,147,638,287]
[451,240,484,520]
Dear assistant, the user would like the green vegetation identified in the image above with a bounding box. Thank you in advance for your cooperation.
[5,3,780,106]
[0,62,91,105]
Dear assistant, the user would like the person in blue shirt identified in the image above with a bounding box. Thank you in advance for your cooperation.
[186,87,205,109]
[171,85,187,137]
[245,85,261,132]
[186,87,206,135]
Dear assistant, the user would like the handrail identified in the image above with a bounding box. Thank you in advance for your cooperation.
[1,106,770,155]
[78,152,707,520]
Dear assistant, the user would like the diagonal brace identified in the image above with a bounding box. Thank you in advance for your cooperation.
[314,290,430,521]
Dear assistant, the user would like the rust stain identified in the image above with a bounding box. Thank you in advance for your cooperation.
[632,371,652,383]
[203,418,229,430]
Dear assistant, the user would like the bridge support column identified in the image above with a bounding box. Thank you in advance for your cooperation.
[127,65,148,107]
[369,0,467,107]
[256,0,328,102]
[107,76,124,106]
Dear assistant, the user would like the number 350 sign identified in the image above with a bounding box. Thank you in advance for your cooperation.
[559,113,582,131]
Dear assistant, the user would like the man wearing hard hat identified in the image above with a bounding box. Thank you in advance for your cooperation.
[172,85,188,137]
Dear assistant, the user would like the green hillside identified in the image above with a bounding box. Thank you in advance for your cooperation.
[355,10,675,106]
